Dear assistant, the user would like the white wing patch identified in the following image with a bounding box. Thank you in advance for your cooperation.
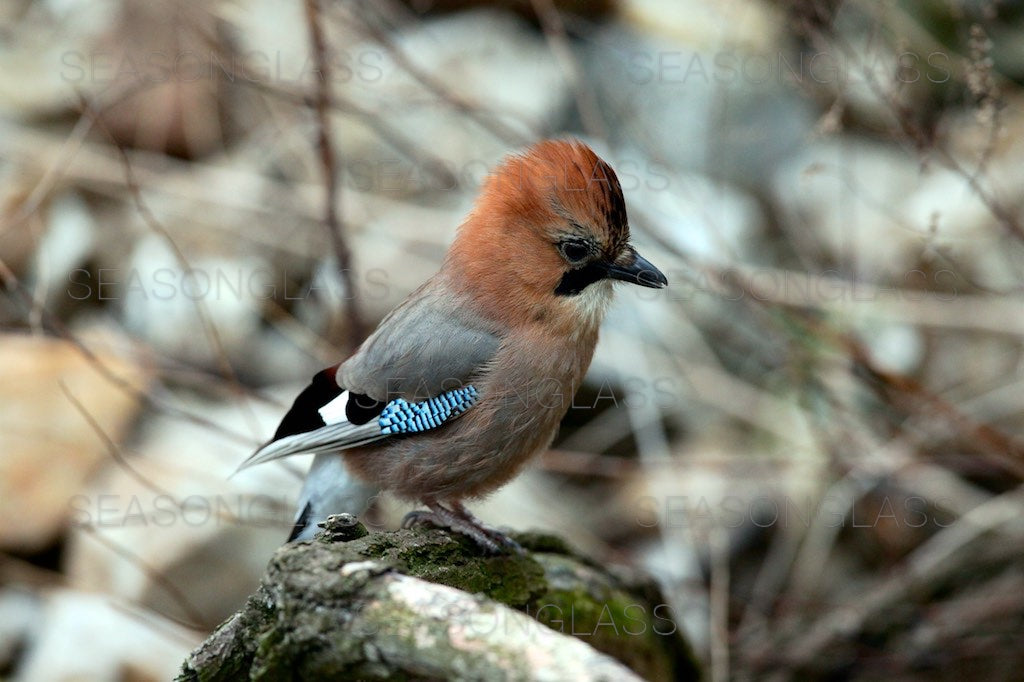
[236,385,481,473]
[318,391,350,425]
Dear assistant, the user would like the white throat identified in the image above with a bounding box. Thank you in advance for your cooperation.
[571,280,614,329]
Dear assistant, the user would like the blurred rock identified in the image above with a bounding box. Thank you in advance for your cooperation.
[0,588,42,673]
[119,233,273,372]
[616,149,763,265]
[808,12,945,133]
[108,187,470,376]
[775,132,1024,290]
[582,10,814,189]
[0,0,119,116]
[64,387,374,629]
[0,332,149,553]
[89,0,234,158]
[29,191,98,311]
[17,589,200,682]
[854,320,924,375]
[772,137,925,278]
[334,9,571,197]
[221,0,316,88]
[0,0,233,158]
[289,197,470,344]
[909,97,1024,291]
[228,5,571,200]
[621,0,785,51]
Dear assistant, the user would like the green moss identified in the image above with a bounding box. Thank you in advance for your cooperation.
[338,529,549,609]
[175,665,198,682]
[249,626,291,681]
[529,586,669,680]
[512,530,576,555]
[526,553,700,681]
[179,525,702,681]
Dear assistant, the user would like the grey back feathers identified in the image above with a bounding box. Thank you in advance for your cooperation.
[237,281,501,474]
[339,285,501,401]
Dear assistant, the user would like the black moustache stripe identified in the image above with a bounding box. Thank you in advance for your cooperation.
[554,262,607,296]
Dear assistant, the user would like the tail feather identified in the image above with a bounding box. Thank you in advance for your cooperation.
[235,420,382,472]
[235,367,387,474]
[287,502,313,542]
[239,377,482,474]
[287,453,377,542]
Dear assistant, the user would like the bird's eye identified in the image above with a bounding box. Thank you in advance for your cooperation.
[558,240,591,264]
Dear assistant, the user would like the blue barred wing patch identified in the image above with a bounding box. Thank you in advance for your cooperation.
[378,385,479,435]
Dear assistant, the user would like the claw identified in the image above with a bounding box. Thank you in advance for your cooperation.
[450,502,523,554]
[401,503,520,555]
[482,529,523,555]
[401,510,435,530]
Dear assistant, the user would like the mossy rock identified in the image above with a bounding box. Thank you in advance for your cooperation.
[177,515,701,681]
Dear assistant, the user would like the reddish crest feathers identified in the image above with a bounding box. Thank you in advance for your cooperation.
[444,140,631,328]
[473,140,629,250]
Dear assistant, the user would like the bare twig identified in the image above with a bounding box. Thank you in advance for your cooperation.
[175,7,461,189]
[773,487,1024,670]
[59,381,174,500]
[0,254,255,446]
[78,525,208,629]
[796,11,1024,243]
[347,4,536,145]
[84,96,266,442]
[709,527,731,682]
[304,0,365,351]
[529,0,607,139]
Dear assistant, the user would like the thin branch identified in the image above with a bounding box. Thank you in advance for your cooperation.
[84,96,266,443]
[304,0,365,351]
[172,6,460,189]
[347,3,536,145]
[59,380,175,500]
[78,525,208,629]
[0,254,255,446]
[529,0,607,139]
[797,11,1024,243]
[773,487,1024,670]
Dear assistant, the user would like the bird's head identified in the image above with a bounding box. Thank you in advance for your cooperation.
[447,139,667,330]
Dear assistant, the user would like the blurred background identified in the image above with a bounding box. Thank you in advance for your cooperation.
[2,0,1024,679]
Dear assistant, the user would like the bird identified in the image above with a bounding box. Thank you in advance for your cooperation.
[237,139,668,552]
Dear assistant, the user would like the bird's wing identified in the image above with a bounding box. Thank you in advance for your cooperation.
[338,286,501,401]
[236,288,499,472]
[236,384,480,470]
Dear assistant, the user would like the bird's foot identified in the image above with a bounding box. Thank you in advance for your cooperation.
[401,503,523,555]
[449,502,523,555]
[401,509,440,530]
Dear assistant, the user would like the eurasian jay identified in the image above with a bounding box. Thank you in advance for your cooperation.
[239,139,668,552]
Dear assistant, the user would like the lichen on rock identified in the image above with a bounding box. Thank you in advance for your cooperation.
[177,514,701,681]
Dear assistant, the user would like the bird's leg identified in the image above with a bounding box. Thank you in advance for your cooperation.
[402,502,521,555]
[401,502,500,553]
[448,501,523,555]
[400,508,437,530]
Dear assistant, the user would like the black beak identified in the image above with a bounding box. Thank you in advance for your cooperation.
[604,248,668,289]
